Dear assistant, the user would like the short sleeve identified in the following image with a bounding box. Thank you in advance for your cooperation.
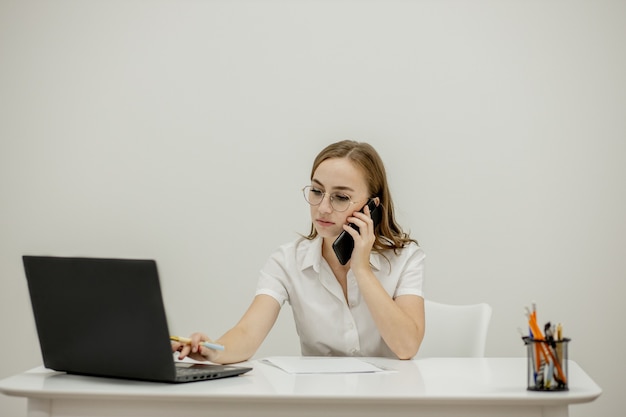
[393,244,425,299]
[255,248,290,307]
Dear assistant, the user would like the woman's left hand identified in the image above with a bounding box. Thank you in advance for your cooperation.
[343,204,376,271]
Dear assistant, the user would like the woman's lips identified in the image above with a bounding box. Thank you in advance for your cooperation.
[316,219,334,227]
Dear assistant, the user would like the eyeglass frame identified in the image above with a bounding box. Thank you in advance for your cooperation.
[302,185,369,212]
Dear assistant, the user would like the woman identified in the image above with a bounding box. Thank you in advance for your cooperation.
[173,140,425,363]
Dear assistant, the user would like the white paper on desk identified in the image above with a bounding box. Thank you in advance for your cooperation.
[261,356,385,374]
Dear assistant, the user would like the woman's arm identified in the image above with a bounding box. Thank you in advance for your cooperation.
[353,271,424,359]
[344,206,425,359]
[175,294,281,364]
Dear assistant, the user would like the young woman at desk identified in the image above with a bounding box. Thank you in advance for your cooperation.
[173,140,425,362]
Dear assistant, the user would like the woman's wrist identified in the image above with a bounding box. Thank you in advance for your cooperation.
[351,263,374,280]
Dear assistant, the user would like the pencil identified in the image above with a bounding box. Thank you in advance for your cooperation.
[527,317,567,384]
[170,335,225,351]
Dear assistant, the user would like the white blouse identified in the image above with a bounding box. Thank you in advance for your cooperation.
[255,236,425,358]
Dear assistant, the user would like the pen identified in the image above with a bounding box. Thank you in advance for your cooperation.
[170,336,225,351]
[527,310,567,385]
[556,323,564,364]
[525,308,541,376]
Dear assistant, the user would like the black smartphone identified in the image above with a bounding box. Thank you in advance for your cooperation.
[332,198,382,265]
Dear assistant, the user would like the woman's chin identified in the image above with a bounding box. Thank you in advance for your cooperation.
[317,229,341,241]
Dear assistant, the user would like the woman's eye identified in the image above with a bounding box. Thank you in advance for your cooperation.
[333,194,350,202]
[310,188,324,196]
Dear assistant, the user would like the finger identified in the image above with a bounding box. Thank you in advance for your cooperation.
[197,344,207,357]
[190,332,209,353]
[178,343,192,360]
[354,204,372,220]
[348,215,372,235]
[343,222,361,238]
[191,344,215,362]
[353,207,374,223]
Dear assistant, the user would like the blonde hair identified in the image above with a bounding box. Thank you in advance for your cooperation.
[305,140,417,253]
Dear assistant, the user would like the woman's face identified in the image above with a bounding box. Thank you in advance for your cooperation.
[309,157,371,240]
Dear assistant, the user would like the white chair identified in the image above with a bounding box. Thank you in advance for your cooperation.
[416,300,492,358]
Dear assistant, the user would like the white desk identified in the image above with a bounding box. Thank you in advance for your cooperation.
[0,358,601,417]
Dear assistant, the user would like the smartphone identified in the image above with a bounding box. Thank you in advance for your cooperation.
[332,198,382,265]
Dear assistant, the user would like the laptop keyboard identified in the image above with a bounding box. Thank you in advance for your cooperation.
[175,365,220,380]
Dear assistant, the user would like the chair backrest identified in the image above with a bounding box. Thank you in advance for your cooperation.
[416,300,492,358]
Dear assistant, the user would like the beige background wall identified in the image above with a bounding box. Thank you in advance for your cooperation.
[1,1,624,415]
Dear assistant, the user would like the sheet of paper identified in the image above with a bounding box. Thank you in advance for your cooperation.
[261,356,385,374]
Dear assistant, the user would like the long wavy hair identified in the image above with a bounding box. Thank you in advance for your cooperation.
[305,140,417,253]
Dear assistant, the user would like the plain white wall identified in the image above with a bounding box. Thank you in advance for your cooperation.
[1,0,624,415]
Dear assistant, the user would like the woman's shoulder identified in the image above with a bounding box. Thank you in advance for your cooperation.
[259,236,322,278]
[274,235,316,252]
[268,235,321,265]
[380,240,425,262]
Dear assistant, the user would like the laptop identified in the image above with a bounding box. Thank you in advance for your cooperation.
[22,255,252,383]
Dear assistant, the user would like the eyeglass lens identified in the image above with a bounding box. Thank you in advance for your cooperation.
[303,186,352,212]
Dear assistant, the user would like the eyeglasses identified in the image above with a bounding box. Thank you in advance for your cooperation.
[302,185,359,212]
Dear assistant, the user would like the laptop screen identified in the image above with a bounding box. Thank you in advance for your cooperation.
[23,256,177,381]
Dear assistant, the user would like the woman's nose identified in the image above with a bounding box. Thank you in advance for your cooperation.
[318,194,333,213]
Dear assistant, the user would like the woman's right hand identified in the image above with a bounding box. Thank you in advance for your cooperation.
[172,332,221,363]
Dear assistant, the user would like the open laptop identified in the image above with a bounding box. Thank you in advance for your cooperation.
[22,255,252,383]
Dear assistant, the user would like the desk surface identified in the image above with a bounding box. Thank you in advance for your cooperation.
[0,357,601,408]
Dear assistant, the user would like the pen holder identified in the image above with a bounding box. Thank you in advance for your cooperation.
[523,337,570,391]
